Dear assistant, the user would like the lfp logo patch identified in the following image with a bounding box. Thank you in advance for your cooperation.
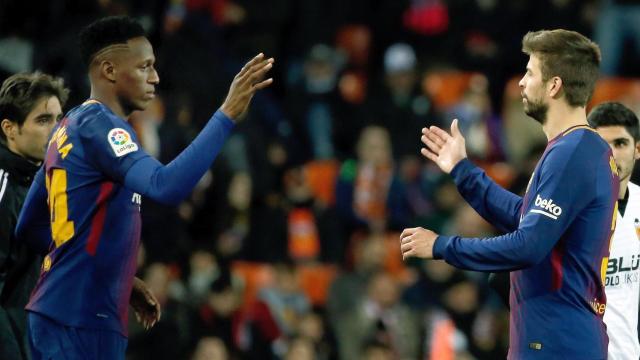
[108,128,138,157]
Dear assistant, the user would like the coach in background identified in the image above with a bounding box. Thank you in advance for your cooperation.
[0,72,68,359]
[589,102,640,360]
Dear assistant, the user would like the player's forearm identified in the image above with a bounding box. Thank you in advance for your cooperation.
[432,218,560,272]
[124,110,234,205]
[451,159,522,232]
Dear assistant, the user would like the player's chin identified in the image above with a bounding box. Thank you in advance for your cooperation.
[133,98,152,111]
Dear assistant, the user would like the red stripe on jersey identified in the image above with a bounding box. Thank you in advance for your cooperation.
[85,182,114,255]
[551,238,565,290]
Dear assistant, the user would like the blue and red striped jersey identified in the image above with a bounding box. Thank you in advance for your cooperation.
[25,100,147,336]
[434,126,619,359]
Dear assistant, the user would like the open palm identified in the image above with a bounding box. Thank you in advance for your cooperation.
[420,119,467,174]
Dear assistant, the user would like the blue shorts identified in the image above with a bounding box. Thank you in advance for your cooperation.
[27,312,127,360]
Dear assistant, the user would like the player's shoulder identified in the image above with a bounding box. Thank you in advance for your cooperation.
[71,101,130,137]
[548,127,607,160]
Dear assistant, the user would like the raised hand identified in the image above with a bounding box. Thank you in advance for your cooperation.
[220,53,274,121]
[400,227,438,260]
[130,276,161,330]
[420,119,467,174]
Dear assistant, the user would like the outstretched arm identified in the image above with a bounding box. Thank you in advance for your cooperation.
[83,54,274,206]
[402,143,606,272]
[421,120,522,232]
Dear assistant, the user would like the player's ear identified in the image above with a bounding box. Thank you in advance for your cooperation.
[548,76,562,98]
[100,60,117,83]
[634,141,640,160]
[1,118,16,140]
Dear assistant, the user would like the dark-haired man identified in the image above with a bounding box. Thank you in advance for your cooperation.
[588,102,640,360]
[405,29,618,358]
[0,72,67,360]
[16,16,273,359]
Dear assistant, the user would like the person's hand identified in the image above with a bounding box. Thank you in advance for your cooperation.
[130,277,161,330]
[400,227,439,260]
[420,119,467,174]
[220,53,274,121]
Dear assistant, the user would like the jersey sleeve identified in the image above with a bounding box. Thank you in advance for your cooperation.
[433,143,593,271]
[450,159,523,233]
[123,109,234,205]
[78,111,150,183]
[15,168,52,255]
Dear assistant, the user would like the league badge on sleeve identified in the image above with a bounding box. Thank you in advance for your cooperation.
[108,128,138,157]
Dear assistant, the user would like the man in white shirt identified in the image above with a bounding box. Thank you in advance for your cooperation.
[588,101,640,360]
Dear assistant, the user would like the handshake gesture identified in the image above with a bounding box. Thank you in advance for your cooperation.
[420,119,468,174]
[221,53,274,121]
[400,119,469,261]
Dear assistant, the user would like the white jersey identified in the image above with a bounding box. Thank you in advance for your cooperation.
[604,182,640,360]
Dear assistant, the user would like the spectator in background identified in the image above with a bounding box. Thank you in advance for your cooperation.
[327,233,387,328]
[258,262,311,338]
[128,263,193,360]
[286,44,342,162]
[192,274,244,358]
[595,0,640,75]
[186,250,220,305]
[283,336,317,360]
[191,336,229,360]
[296,311,336,360]
[337,126,411,233]
[367,43,440,162]
[334,271,421,360]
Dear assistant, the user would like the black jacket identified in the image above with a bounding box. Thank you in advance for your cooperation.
[0,143,41,359]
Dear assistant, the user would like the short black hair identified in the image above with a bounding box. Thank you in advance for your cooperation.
[79,16,146,66]
[0,72,69,142]
[588,102,640,142]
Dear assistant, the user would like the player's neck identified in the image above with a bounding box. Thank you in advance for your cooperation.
[542,103,587,141]
[619,176,630,200]
[89,87,128,119]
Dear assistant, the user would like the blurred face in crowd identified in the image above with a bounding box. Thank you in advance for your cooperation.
[367,272,399,309]
[596,125,640,184]
[354,236,386,272]
[297,312,324,342]
[519,54,549,124]
[2,96,62,163]
[208,287,239,317]
[285,338,316,360]
[386,69,416,96]
[357,126,392,165]
[228,172,252,210]
[275,265,300,294]
[192,337,228,360]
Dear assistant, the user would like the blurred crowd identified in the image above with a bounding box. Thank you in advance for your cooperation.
[2,0,640,359]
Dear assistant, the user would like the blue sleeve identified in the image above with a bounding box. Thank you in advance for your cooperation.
[123,110,234,205]
[433,144,591,271]
[15,168,52,255]
[450,159,522,233]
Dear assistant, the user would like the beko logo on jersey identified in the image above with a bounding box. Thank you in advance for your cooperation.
[108,128,138,157]
[531,194,563,219]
